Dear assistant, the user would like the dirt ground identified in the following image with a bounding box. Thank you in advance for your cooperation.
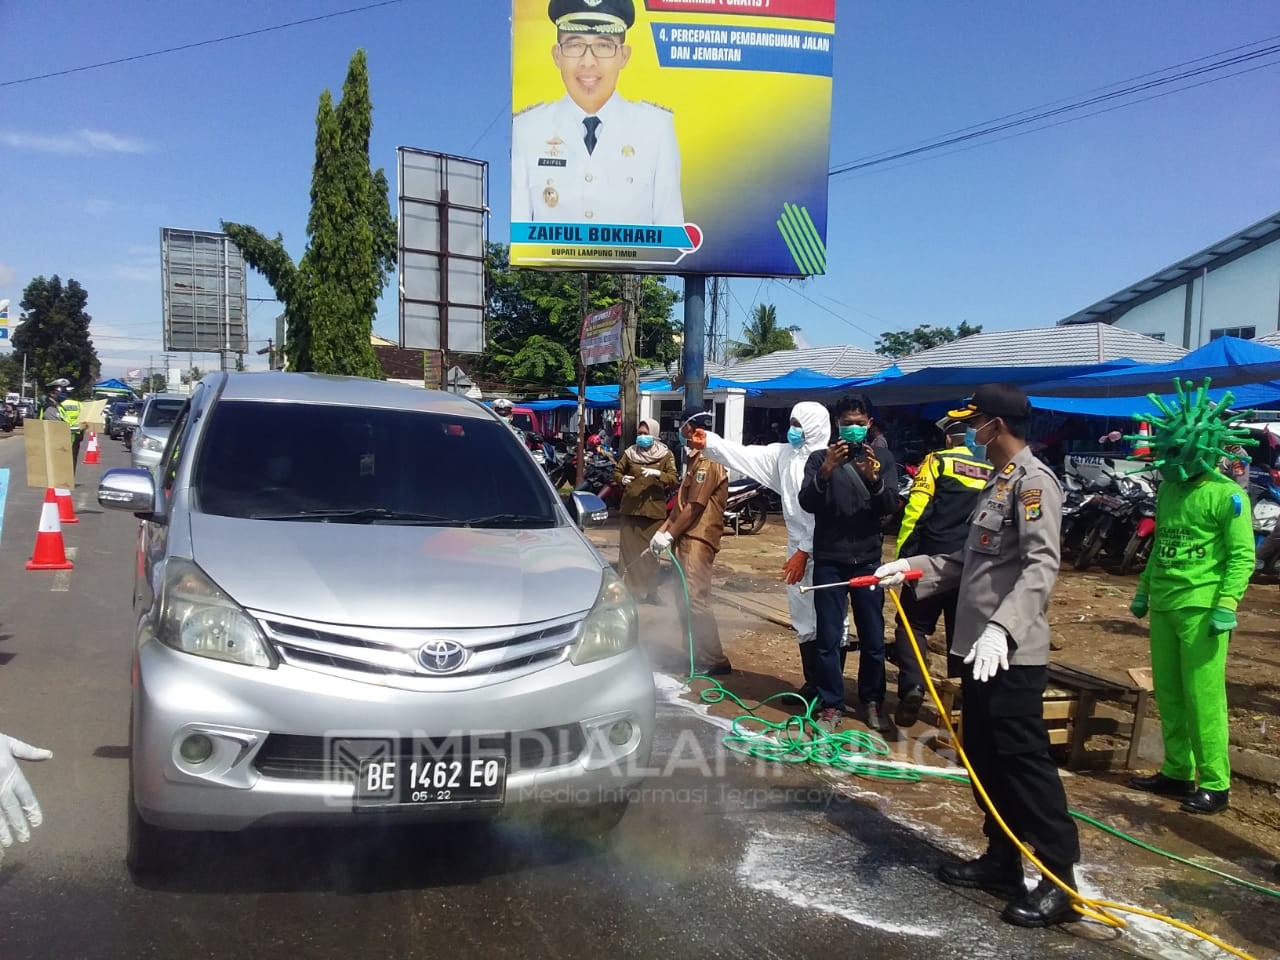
[588,520,1280,956]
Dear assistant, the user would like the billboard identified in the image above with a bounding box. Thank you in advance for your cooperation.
[0,298,8,340]
[160,229,249,353]
[510,0,835,277]
[398,148,488,361]
[580,303,625,365]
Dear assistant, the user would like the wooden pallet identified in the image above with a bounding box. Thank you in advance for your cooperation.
[932,664,1149,771]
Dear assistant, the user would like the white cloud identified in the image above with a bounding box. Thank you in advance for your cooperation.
[110,264,157,283]
[0,262,15,287]
[83,198,124,217]
[0,128,149,155]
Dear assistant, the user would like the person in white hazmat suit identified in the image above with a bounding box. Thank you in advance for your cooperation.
[688,402,839,699]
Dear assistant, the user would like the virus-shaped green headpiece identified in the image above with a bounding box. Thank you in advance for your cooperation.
[1124,378,1257,481]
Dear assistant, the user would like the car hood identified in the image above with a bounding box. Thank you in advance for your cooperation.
[187,513,605,629]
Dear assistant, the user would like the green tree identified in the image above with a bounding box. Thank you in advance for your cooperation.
[146,373,168,394]
[222,49,395,377]
[478,243,681,389]
[0,354,21,394]
[729,304,796,360]
[10,275,100,394]
[875,321,982,358]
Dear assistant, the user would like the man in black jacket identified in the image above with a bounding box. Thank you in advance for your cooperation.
[799,396,901,733]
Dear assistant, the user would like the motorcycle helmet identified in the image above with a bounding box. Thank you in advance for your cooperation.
[492,398,513,414]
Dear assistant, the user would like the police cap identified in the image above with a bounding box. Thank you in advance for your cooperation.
[47,377,71,389]
[947,383,1031,421]
[548,0,635,34]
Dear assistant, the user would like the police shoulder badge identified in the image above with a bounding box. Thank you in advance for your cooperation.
[695,469,707,484]
[1020,488,1042,521]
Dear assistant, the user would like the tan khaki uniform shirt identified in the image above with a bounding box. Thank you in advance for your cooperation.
[908,445,1062,665]
[678,452,728,552]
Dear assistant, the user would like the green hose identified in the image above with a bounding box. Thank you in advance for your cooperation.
[660,547,1280,900]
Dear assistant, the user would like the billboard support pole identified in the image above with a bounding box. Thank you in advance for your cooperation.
[575,273,589,488]
[620,274,639,454]
[682,275,706,411]
[438,188,451,391]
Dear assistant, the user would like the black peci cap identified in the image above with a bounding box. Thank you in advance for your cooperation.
[679,406,713,429]
[548,0,635,34]
[947,383,1032,421]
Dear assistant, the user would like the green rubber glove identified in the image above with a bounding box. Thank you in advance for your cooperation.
[1129,592,1149,619]
[1210,606,1237,633]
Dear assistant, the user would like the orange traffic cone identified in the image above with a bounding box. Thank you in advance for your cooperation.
[54,487,80,524]
[83,432,101,465]
[1133,421,1152,459]
[27,489,74,571]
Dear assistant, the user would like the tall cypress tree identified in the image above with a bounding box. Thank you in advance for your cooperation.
[223,49,395,375]
[11,275,101,392]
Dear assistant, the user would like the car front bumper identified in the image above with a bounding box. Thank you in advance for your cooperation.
[131,638,656,831]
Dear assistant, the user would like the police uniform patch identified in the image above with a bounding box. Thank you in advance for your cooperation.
[1000,461,1017,477]
[1021,488,1042,521]
[695,470,707,484]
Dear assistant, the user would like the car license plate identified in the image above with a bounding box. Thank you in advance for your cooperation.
[354,754,507,808]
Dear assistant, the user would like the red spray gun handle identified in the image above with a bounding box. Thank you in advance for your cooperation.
[799,570,923,593]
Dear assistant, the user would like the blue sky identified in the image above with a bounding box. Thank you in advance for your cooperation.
[1,0,1278,379]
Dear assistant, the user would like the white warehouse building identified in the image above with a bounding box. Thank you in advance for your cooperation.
[1058,210,1280,349]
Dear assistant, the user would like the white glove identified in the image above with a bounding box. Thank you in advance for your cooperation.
[621,475,634,485]
[964,623,1010,683]
[874,559,912,588]
[650,530,674,556]
[642,468,661,479]
[0,733,52,863]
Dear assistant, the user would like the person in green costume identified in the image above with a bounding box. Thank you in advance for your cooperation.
[1126,379,1256,815]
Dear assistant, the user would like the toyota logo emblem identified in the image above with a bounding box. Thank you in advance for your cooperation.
[418,639,468,674]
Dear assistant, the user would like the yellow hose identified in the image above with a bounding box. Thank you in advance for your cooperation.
[887,587,1258,960]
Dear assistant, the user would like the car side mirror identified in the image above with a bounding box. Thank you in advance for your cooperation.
[569,491,609,530]
[98,467,160,520]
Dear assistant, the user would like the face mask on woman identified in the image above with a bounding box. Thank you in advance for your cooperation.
[787,427,804,448]
[636,435,654,450]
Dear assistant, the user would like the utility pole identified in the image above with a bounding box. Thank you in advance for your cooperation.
[682,277,707,411]
[620,273,639,454]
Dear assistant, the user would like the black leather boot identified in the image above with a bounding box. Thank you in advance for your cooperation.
[936,847,1024,899]
[1180,788,1229,814]
[1128,772,1195,797]
[1001,866,1081,928]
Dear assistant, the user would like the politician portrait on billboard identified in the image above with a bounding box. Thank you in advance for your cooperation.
[511,0,836,277]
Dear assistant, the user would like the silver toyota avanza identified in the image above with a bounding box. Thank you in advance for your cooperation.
[99,372,654,875]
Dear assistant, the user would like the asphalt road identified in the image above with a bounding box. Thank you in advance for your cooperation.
[0,434,1144,960]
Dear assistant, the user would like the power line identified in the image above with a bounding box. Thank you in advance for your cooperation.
[769,279,878,342]
[0,0,411,88]
[829,37,1280,179]
[840,32,1280,168]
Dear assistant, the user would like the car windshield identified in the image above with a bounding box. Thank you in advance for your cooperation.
[143,399,184,428]
[194,400,561,526]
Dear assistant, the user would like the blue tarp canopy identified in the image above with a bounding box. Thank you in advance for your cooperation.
[93,378,135,395]
[515,397,616,411]
[568,377,760,401]
[1028,380,1280,417]
[861,361,1141,406]
[1029,337,1280,397]
[716,366,901,395]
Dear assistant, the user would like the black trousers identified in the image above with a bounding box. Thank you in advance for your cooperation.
[894,588,957,685]
[960,665,1080,872]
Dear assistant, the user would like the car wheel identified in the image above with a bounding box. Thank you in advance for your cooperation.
[126,738,173,879]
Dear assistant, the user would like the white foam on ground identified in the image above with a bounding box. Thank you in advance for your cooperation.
[653,671,735,733]
[737,827,945,939]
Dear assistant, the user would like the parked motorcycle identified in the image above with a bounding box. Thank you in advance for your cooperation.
[723,477,768,535]
[1117,480,1159,575]
[1074,474,1155,572]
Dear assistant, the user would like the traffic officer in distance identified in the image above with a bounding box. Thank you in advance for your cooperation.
[889,416,992,726]
[512,0,684,226]
[38,378,84,472]
[650,408,731,676]
[877,384,1081,928]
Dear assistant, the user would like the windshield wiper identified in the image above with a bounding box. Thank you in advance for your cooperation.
[459,513,557,528]
[250,508,459,525]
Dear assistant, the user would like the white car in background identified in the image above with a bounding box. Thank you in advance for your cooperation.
[131,394,187,481]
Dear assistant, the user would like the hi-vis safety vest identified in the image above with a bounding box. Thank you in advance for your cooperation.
[897,444,993,559]
[61,398,81,431]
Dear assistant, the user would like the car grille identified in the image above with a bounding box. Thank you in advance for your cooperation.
[253,724,587,781]
[251,611,583,690]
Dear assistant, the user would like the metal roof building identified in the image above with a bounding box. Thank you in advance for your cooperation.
[715,344,886,381]
[1057,210,1280,349]
[894,323,1184,373]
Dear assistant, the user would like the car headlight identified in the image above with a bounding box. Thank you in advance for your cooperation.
[570,568,638,666]
[140,435,165,453]
[157,559,275,668]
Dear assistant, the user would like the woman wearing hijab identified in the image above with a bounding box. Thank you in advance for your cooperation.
[614,418,678,602]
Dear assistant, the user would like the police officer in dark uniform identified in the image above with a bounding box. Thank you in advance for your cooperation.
[878,384,1080,928]
[890,416,992,725]
[650,408,730,675]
